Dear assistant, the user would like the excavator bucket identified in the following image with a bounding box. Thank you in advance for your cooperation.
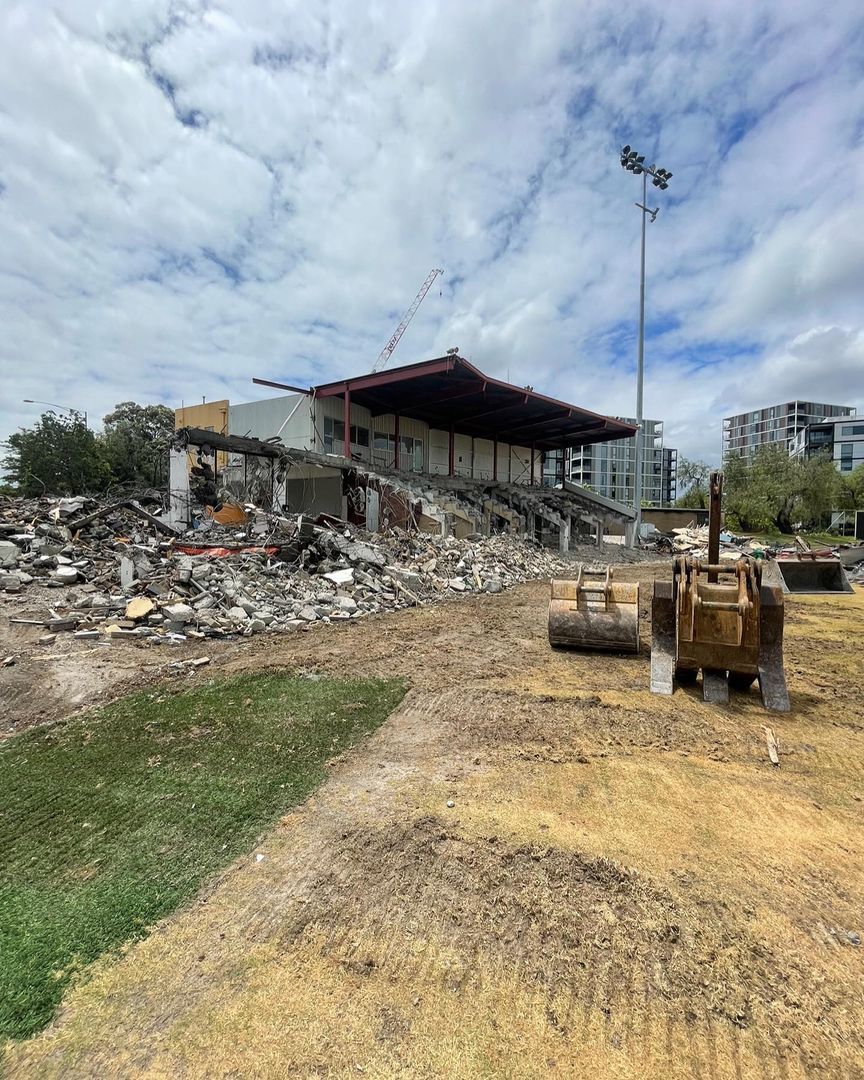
[648,472,791,712]
[774,556,852,595]
[649,555,790,712]
[549,565,640,653]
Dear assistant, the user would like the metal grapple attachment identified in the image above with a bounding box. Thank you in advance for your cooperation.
[549,565,640,653]
[650,555,790,711]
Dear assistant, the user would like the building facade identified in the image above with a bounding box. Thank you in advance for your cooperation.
[790,414,864,473]
[175,356,638,518]
[722,401,854,460]
[565,418,678,507]
[171,356,640,543]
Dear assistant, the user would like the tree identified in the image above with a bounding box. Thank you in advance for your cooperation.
[724,445,841,534]
[836,462,864,511]
[2,412,108,496]
[101,402,175,489]
[675,456,711,508]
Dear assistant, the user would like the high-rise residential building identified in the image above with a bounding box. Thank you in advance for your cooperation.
[790,414,864,473]
[722,401,854,461]
[562,418,677,506]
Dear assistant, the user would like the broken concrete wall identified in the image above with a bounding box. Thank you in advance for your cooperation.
[229,395,315,450]
[284,475,342,518]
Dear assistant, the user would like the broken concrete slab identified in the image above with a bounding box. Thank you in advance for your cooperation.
[163,603,195,623]
[0,541,19,568]
[126,596,155,621]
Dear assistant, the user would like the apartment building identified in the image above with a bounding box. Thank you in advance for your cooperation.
[722,401,854,460]
[565,418,678,506]
[790,414,864,473]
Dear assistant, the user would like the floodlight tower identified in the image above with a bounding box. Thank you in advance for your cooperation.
[619,145,672,540]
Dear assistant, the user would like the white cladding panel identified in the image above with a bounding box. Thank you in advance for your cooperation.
[510,446,532,484]
[429,427,449,475]
[473,438,494,480]
[228,395,315,449]
[454,434,473,476]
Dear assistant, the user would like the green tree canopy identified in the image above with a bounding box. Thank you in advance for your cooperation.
[101,402,175,489]
[2,412,108,497]
[675,456,711,509]
[724,445,841,533]
[3,402,176,497]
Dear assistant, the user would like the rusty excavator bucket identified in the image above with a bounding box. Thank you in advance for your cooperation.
[549,565,640,653]
[650,472,790,711]
[774,552,853,595]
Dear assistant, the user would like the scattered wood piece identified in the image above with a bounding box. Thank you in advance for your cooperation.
[764,726,780,767]
[2,655,15,667]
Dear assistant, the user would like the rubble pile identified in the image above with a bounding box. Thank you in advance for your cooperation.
[0,494,581,645]
[648,524,768,560]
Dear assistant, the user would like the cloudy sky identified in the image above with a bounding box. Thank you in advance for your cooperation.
[1,0,863,464]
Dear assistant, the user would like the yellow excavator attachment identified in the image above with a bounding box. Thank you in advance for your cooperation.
[548,565,640,653]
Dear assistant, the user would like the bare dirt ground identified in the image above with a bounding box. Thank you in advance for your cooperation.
[4,566,864,1078]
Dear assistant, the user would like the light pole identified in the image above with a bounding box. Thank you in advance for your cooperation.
[22,399,88,428]
[619,145,672,542]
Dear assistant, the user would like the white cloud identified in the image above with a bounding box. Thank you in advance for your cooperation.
[1,0,863,470]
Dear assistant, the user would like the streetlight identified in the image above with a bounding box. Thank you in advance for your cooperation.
[619,144,673,542]
[22,399,88,428]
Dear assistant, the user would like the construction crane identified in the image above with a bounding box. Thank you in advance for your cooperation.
[371,268,443,372]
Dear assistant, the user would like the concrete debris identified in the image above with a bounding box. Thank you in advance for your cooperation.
[1,492,640,649]
[126,596,155,621]
[0,541,19,568]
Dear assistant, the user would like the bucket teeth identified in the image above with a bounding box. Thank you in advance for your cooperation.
[650,582,675,695]
[702,670,729,704]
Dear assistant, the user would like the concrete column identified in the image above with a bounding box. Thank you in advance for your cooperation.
[492,436,498,481]
[526,511,536,540]
[167,447,191,529]
[596,520,603,547]
[343,387,351,459]
[559,515,571,554]
[448,423,455,476]
[530,443,536,486]
[393,412,400,470]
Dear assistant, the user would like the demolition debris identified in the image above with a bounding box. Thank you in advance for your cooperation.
[0,494,611,645]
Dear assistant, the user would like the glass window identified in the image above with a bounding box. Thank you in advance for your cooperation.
[840,460,853,472]
[841,425,864,436]
[323,418,368,452]
[399,436,424,471]
[322,416,345,453]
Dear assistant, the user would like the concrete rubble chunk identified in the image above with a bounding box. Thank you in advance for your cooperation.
[53,566,79,584]
[448,578,467,591]
[298,606,318,621]
[120,557,135,589]
[332,596,358,613]
[126,596,155,621]
[0,541,19,568]
[324,568,355,586]
[163,603,195,623]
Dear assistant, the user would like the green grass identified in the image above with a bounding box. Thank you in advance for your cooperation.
[0,672,405,1042]
[745,530,848,549]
